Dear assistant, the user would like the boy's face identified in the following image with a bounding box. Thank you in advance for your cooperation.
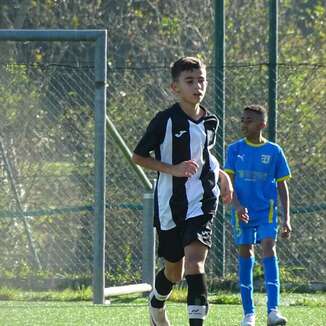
[241,110,266,138]
[172,68,207,105]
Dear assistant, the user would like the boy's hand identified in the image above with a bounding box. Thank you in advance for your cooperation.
[281,221,292,239]
[220,173,233,204]
[172,160,199,177]
[237,207,249,223]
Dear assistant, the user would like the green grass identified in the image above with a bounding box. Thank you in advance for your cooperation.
[0,301,325,326]
[1,287,326,307]
[0,288,325,325]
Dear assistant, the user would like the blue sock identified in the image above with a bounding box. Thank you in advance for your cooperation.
[239,256,255,315]
[263,256,280,313]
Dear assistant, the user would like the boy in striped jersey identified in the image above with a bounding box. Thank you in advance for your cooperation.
[225,105,291,326]
[132,57,233,326]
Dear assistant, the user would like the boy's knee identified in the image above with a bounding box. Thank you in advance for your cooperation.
[239,244,254,258]
[262,238,276,257]
[165,268,183,283]
[185,259,205,275]
[165,271,183,283]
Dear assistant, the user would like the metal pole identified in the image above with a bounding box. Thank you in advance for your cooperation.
[142,187,155,289]
[0,29,108,305]
[268,0,278,142]
[0,29,106,41]
[93,31,107,304]
[214,0,225,277]
[106,115,152,191]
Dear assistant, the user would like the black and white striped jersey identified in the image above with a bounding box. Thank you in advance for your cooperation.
[134,103,220,230]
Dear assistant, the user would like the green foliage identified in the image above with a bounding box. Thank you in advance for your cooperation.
[253,263,264,280]
[279,265,308,283]
[0,286,92,302]
[169,287,187,303]
[210,293,241,305]
[288,294,326,308]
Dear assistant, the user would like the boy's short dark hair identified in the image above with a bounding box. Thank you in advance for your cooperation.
[244,104,267,122]
[171,57,206,81]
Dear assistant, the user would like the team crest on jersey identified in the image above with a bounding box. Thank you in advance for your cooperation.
[261,154,271,164]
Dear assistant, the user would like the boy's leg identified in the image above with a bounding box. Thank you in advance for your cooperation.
[239,245,255,316]
[149,226,184,325]
[150,268,174,309]
[182,216,213,326]
[258,220,281,313]
[150,261,183,308]
[235,224,256,318]
[259,225,287,325]
[184,241,209,326]
[262,239,287,325]
[262,238,279,313]
[149,261,183,326]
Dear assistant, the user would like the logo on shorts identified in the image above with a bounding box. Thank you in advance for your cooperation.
[175,130,187,138]
[261,154,271,164]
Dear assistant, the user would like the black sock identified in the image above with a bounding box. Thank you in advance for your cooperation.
[186,274,208,326]
[150,269,174,308]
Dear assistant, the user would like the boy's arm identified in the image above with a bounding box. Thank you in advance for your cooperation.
[132,153,199,177]
[277,180,292,238]
[226,172,249,223]
[218,170,233,204]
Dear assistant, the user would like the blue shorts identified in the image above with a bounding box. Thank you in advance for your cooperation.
[233,221,278,245]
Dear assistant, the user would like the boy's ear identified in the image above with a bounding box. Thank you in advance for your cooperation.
[260,121,267,129]
[171,81,179,94]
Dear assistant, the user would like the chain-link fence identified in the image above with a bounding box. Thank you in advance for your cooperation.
[0,58,96,289]
[1,60,324,292]
[222,63,326,286]
[107,63,326,288]
[0,0,325,294]
[277,64,326,284]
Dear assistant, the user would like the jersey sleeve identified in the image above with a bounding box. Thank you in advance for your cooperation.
[275,147,291,182]
[224,144,236,175]
[133,112,165,157]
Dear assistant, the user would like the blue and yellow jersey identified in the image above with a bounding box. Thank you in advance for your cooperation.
[225,138,291,225]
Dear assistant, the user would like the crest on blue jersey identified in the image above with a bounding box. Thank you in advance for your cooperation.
[261,154,271,164]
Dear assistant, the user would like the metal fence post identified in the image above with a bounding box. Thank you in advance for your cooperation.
[214,0,226,277]
[93,30,107,304]
[268,0,278,142]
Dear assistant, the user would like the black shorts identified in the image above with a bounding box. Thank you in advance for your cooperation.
[156,215,213,263]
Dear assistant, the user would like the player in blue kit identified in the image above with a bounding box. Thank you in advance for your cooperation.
[225,105,291,326]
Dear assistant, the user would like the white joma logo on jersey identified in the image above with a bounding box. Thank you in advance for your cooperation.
[237,154,245,161]
[175,130,187,138]
[261,154,271,164]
